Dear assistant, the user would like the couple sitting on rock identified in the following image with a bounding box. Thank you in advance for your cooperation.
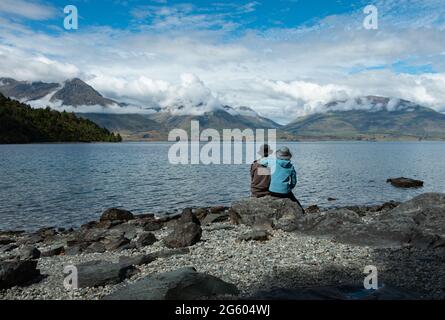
[251,145,304,210]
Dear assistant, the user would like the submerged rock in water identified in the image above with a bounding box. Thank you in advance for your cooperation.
[387,177,424,188]
[230,196,305,231]
[102,267,239,300]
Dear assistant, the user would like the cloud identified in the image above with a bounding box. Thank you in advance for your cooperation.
[0,0,56,20]
[1,0,445,124]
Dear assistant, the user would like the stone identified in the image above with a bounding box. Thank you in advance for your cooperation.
[231,196,305,231]
[103,267,239,300]
[41,245,64,257]
[100,208,134,222]
[201,212,229,225]
[110,222,142,240]
[209,206,227,214]
[136,232,157,248]
[102,236,131,251]
[305,205,320,214]
[164,223,202,248]
[387,177,424,188]
[0,237,15,246]
[327,197,337,201]
[179,210,201,225]
[73,260,136,288]
[0,260,41,289]
[195,208,209,221]
[0,243,18,253]
[84,242,106,254]
[19,246,41,260]
[238,230,270,242]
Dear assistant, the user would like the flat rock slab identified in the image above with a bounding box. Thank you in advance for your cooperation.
[73,260,136,288]
[103,267,239,300]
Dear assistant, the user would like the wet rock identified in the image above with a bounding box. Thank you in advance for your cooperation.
[19,246,41,260]
[238,230,270,242]
[103,267,239,300]
[0,260,41,289]
[136,232,157,248]
[73,260,136,288]
[387,177,424,188]
[100,208,134,222]
[231,196,305,231]
[179,209,201,225]
[327,197,337,201]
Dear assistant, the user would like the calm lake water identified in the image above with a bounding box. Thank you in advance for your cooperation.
[1,141,445,231]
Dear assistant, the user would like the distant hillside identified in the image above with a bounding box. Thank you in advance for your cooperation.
[283,96,445,140]
[0,94,122,144]
[0,77,122,108]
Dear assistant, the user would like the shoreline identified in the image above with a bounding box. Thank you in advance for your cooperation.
[1,195,444,300]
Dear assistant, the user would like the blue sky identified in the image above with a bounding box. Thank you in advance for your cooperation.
[1,0,445,122]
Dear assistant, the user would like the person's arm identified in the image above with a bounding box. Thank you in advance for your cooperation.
[290,167,297,189]
[259,158,269,167]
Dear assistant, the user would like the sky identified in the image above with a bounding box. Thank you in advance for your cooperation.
[0,0,445,123]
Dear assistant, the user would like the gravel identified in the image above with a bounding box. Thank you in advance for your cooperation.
[0,222,443,300]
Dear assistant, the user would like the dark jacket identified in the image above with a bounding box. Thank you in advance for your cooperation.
[250,160,271,198]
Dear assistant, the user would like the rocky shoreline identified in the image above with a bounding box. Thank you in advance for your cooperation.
[1,193,444,300]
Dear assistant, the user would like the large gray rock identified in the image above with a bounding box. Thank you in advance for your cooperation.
[103,267,239,300]
[303,193,445,249]
[73,260,136,288]
[19,246,41,260]
[0,260,41,289]
[164,223,202,248]
[230,196,305,231]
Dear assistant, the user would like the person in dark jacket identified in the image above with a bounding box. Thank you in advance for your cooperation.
[250,144,272,198]
[260,146,305,211]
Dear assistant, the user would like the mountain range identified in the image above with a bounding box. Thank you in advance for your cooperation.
[1,77,445,141]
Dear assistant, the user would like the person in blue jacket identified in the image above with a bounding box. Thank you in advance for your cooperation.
[260,146,304,210]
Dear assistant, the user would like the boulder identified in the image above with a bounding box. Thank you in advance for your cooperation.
[19,246,41,260]
[164,223,202,248]
[230,196,305,231]
[209,206,228,214]
[73,260,136,288]
[136,232,157,248]
[387,177,424,188]
[0,243,18,253]
[305,205,320,214]
[100,208,134,222]
[103,267,239,300]
[110,222,142,240]
[84,242,106,254]
[0,260,41,289]
[102,236,131,251]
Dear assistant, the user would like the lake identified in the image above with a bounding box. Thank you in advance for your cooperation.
[1,141,445,231]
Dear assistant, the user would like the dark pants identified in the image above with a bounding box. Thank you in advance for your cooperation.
[270,192,305,214]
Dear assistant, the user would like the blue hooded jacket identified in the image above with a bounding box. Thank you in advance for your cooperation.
[259,158,297,194]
